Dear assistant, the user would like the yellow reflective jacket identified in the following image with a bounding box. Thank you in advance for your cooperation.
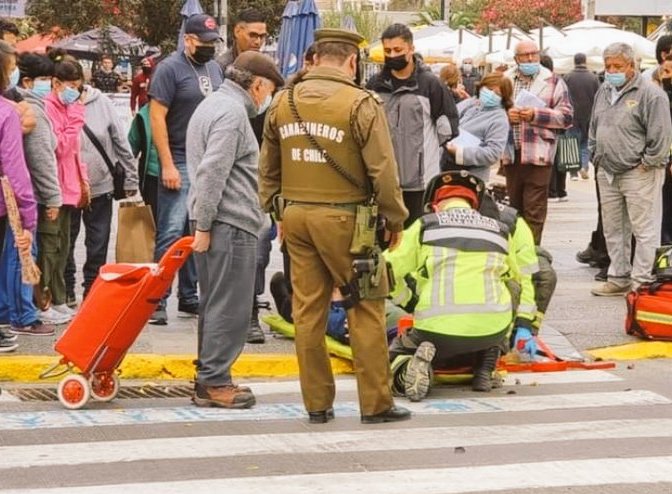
[385,205,536,338]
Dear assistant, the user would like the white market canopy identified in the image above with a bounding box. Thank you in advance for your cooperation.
[479,20,656,74]
[368,24,482,64]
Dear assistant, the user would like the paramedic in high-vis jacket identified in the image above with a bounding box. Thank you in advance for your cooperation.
[385,171,538,401]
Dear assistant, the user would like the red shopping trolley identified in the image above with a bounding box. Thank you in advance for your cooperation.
[42,237,194,409]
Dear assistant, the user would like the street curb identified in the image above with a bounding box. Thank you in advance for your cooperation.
[587,341,672,361]
[0,354,354,383]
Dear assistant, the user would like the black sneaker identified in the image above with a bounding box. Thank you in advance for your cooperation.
[149,309,168,326]
[0,334,19,353]
[178,302,199,319]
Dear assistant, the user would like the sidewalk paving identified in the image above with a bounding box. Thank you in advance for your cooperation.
[2,173,671,382]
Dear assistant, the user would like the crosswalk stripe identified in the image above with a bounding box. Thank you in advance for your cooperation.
[0,390,668,431]
[4,456,672,494]
[1,418,669,470]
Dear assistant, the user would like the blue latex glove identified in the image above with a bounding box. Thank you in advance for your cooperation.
[513,327,538,360]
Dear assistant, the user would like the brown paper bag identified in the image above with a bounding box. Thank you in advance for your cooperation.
[116,201,156,263]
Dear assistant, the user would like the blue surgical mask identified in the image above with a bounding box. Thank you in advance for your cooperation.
[59,86,80,105]
[258,94,272,114]
[32,79,52,99]
[605,71,627,88]
[479,87,502,108]
[518,62,540,77]
[8,67,19,89]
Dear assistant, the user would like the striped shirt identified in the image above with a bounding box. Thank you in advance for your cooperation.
[512,73,533,149]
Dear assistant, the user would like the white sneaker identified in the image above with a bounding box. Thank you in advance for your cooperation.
[52,304,76,316]
[39,307,71,325]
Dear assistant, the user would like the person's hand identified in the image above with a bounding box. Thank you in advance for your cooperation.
[125,190,138,198]
[277,221,284,245]
[15,229,32,253]
[385,229,403,252]
[15,101,37,135]
[513,327,538,360]
[192,230,211,253]
[46,207,59,221]
[78,181,91,209]
[162,165,181,190]
[508,107,521,124]
[519,107,535,122]
[455,85,470,101]
[445,143,457,155]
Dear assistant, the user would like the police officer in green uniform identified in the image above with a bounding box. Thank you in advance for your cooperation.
[259,28,411,424]
[386,171,538,401]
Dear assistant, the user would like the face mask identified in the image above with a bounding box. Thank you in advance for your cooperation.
[605,71,627,88]
[192,45,215,64]
[8,67,19,89]
[663,78,672,93]
[463,63,473,73]
[479,87,502,108]
[59,86,80,105]
[518,62,540,77]
[258,93,272,114]
[32,79,52,99]
[384,54,410,72]
[142,66,152,75]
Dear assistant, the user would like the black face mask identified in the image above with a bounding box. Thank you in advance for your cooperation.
[142,66,152,75]
[663,77,672,93]
[384,54,410,71]
[192,45,215,64]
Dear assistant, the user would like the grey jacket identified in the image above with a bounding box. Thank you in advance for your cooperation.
[186,80,264,237]
[367,56,459,191]
[17,88,62,207]
[589,74,672,174]
[81,86,139,198]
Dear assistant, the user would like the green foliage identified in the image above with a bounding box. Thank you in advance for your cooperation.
[321,4,389,44]
[411,3,442,26]
[449,0,488,30]
[26,0,286,55]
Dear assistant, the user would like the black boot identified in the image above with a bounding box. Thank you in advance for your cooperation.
[472,346,500,392]
[247,300,266,344]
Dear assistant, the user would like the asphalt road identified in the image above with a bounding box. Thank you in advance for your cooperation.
[0,359,671,493]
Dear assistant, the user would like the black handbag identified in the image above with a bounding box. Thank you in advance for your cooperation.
[83,125,126,200]
[554,132,582,173]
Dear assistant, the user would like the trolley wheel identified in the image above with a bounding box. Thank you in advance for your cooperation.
[57,374,91,410]
[89,373,120,402]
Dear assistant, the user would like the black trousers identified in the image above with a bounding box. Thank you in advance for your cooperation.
[64,193,113,299]
[402,190,425,229]
[549,167,567,199]
[661,169,672,244]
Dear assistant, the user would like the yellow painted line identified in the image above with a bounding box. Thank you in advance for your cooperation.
[588,341,672,361]
[0,354,353,383]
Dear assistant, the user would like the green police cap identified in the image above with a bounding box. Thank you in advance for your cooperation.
[314,28,365,48]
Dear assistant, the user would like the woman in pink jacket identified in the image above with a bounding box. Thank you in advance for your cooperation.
[0,41,38,352]
[43,49,89,322]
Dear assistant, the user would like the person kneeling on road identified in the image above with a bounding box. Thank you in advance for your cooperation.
[385,171,538,401]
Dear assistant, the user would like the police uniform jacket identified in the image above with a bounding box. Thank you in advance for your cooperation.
[259,66,408,232]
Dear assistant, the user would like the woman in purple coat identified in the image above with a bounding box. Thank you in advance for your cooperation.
[0,41,38,353]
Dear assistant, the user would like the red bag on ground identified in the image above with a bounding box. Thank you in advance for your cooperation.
[626,283,672,341]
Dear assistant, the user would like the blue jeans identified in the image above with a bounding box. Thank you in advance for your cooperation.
[0,228,39,327]
[568,128,590,172]
[155,162,198,310]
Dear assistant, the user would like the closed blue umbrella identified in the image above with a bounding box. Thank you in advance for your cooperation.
[276,0,320,78]
[177,0,204,52]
